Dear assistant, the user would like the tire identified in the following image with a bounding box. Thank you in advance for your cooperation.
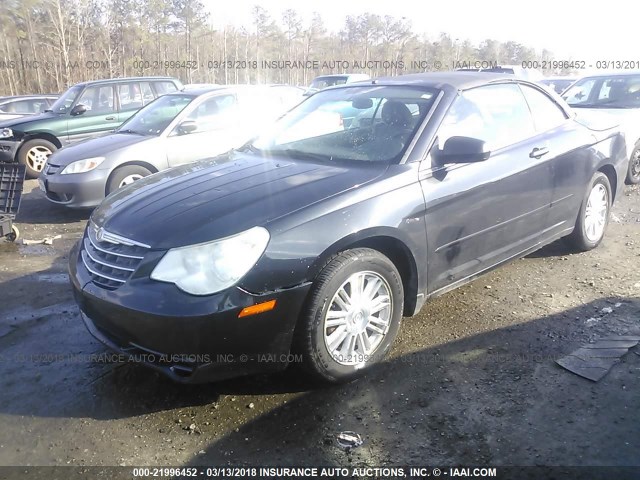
[566,172,612,251]
[295,248,404,383]
[626,144,640,184]
[18,138,57,178]
[106,165,152,195]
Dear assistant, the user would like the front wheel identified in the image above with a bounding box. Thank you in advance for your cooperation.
[18,138,57,178]
[626,145,640,184]
[566,172,612,251]
[106,165,152,195]
[295,248,404,383]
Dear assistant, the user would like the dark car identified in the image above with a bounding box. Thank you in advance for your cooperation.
[70,72,627,384]
[0,95,59,120]
[0,76,182,178]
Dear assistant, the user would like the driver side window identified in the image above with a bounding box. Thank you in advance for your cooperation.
[180,95,238,133]
[77,86,114,114]
[436,84,535,153]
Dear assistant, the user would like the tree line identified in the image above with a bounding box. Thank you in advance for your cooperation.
[0,0,562,95]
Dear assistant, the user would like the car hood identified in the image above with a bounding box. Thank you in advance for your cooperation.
[573,108,640,148]
[49,133,152,166]
[0,111,61,128]
[91,152,388,249]
[0,113,29,121]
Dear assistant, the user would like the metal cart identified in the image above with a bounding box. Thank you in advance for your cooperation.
[0,164,26,242]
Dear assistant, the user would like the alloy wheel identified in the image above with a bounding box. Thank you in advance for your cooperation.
[118,174,144,188]
[26,146,52,172]
[323,271,392,366]
[584,183,608,242]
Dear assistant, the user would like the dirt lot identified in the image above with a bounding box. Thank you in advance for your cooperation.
[0,180,639,472]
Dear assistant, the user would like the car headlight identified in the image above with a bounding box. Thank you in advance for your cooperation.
[0,128,13,139]
[61,157,105,174]
[150,226,270,295]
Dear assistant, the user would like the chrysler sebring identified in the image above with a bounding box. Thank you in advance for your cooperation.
[70,72,627,384]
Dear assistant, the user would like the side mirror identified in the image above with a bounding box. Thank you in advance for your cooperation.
[177,120,198,135]
[436,136,491,163]
[70,104,87,116]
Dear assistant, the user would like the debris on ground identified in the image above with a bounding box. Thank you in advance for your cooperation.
[601,307,613,314]
[556,336,640,381]
[336,431,363,450]
[22,235,62,246]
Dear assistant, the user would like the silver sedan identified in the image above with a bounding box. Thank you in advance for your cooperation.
[39,85,304,208]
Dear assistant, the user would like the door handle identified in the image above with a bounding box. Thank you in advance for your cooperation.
[105,116,115,120]
[529,146,549,159]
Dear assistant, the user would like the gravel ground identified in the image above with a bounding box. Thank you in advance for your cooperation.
[0,180,639,472]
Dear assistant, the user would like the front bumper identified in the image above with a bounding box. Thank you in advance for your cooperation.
[0,139,20,163]
[41,166,109,208]
[69,241,311,383]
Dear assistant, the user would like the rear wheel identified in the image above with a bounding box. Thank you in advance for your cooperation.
[566,172,611,251]
[626,144,640,184]
[106,165,152,195]
[18,138,57,178]
[295,248,404,383]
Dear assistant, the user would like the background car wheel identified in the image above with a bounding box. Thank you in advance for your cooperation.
[295,248,404,383]
[18,138,57,178]
[106,165,152,195]
[626,144,640,184]
[566,172,612,251]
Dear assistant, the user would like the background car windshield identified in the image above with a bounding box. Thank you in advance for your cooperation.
[252,86,439,163]
[310,76,349,89]
[48,86,82,113]
[563,75,640,108]
[118,94,194,135]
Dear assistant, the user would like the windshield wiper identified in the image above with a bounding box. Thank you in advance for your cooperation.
[236,143,261,154]
[271,148,334,162]
[118,129,144,135]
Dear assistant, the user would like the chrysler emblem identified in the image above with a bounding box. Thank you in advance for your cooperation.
[96,227,105,242]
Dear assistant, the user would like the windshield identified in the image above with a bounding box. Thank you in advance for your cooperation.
[309,76,349,90]
[541,79,575,94]
[117,94,194,136]
[563,75,640,108]
[48,85,82,113]
[250,85,439,163]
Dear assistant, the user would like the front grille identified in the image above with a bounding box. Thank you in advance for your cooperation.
[81,222,149,290]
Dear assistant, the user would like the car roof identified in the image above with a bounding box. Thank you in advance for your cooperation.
[576,71,640,80]
[166,84,285,97]
[315,74,356,78]
[0,94,58,101]
[72,76,180,88]
[352,71,527,91]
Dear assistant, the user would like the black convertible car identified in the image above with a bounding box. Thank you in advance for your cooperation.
[70,72,627,384]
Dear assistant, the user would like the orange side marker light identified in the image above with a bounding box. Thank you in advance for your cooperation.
[238,299,277,318]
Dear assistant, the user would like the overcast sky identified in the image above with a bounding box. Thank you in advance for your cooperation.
[206,0,631,64]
